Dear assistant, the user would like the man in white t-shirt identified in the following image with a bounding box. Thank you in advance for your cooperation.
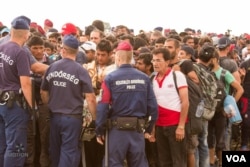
[151,47,189,167]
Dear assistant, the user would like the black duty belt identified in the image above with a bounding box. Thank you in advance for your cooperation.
[108,117,146,133]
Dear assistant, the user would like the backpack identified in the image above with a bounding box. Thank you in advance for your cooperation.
[193,63,227,120]
[172,71,203,135]
[214,69,227,112]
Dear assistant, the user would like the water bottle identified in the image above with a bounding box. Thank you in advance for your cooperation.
[224,104,235,116]
[196,100,204,118]
[224,103,242,124]
[223,95,242,124]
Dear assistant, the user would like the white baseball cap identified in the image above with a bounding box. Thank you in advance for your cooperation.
[80,41,96,51]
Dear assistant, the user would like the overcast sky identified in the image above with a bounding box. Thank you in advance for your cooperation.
[1,0,249,36]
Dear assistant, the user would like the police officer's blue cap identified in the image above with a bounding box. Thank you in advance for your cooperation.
[63,35,79,49]
[154,26,163,32]
[11,15,31,30]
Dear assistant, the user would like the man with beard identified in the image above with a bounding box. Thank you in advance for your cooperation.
[164,38,181,67]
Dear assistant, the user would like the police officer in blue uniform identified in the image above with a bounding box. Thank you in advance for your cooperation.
[0,16,32,167]
[40,35,96,167]
[96,41,158,167]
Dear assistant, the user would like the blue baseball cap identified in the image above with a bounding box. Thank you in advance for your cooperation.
[11,15,31,30]
[154,27,163,32]
[63,35,79,49]
[181,45,196,62]
[217,36,231,49]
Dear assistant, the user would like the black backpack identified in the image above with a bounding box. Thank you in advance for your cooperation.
[173,71,203,135]
[213,69,227,113]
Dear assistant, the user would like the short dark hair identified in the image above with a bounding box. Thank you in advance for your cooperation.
[133,37,147,50]
[119,34,134,46]
[48,32,61,42]
[85,25,96,36]
[198,36,212,47]
[137,52,154,73]
[152,47,171,61]
[155,36,167,44]
[183,35,193,43]
[199,43,218,63]
[104,34,118,44]
[167,35,182,42]
[116,25,130,34]
[184,28,193,32]
[44,41,55,51]
[26,35,44,47]
[179,31,188,37]
[111,41,119,50]
[165,38,181,48]
[92,20,104,32]
[96,39,112,53]
[138,52,153,66]
[136,32,150,45]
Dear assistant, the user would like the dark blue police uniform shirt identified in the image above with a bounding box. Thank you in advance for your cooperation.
[41,58,93,115]
[0,41,31,92]
[0,34,37,65]
[96,64,158,135]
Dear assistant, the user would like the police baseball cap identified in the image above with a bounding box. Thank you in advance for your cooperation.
[63,35,79,49]
[11,15,31,30]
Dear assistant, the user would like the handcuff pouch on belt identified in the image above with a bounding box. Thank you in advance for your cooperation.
[0,90,9,104]
[0,90,24,109]
[109,117,146,132]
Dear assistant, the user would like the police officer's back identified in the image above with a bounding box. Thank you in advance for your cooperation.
[41,35,96,167]
[96,41,158,167]
[0,15,32,167]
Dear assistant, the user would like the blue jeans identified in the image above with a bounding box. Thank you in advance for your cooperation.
[195,120,209,167]
[49,114,82,167]
[0,103,29,167]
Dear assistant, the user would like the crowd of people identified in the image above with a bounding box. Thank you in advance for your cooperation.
[0,15,250,167]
